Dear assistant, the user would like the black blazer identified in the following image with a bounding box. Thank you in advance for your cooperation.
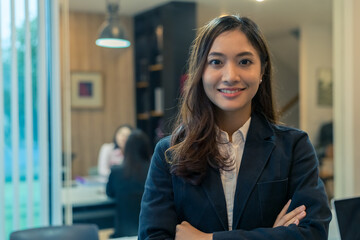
[138,113,332,239]
[107,164,149,237]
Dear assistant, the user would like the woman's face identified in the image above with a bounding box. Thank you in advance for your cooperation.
[202,29,263,118]
[116,127,132,150]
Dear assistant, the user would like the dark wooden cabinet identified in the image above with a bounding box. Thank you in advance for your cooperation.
[134,1,196,148]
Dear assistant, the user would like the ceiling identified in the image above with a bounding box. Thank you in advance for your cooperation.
[68,0,332,81]
[68,0,332,36]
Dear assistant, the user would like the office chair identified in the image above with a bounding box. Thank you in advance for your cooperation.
[10,224,99,240]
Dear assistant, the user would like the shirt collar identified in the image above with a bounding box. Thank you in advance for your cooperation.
[217,117,251,144]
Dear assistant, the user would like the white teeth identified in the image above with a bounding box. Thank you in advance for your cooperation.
[219,89,241,94]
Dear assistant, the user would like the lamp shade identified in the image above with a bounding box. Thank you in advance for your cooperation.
[95,3,130,48]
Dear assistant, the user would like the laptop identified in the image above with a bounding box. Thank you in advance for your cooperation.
[331,196,360,240]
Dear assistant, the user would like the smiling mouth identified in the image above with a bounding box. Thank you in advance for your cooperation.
[218,88,245,94]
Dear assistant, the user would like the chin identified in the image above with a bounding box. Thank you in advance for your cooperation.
[216,103,251,114]
[218,107,245,113]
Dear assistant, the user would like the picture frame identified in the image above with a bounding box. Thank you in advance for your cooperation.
[71,72,103,109]
[317,68,332,106]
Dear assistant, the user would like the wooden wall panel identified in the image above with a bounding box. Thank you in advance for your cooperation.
[61,11,135,178]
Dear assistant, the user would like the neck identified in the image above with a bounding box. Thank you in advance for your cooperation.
[216,108,251,138]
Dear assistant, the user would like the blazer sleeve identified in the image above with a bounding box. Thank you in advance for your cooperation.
[138,138,177,240]
[212,131,332,240]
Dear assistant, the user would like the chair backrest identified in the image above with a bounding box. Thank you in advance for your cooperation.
[331,196,360,240]
[10,224,99,240]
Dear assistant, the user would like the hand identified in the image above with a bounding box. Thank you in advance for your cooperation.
[273,199,306,227]
[175,221,213,240]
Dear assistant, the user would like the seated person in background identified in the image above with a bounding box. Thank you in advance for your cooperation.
[316,121,333,161]
[316,121,334,199]
[98,124,133,177]
[106,129,152,238]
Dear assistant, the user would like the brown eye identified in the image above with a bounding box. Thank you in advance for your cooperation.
[209,59,222,65]
[239,59,252,65]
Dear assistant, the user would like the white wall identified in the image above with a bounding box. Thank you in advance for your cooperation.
[354,0,360,195]
[333,0,360,197]
[273,58,299,128]
[268,33,299,128]
[299,25,333,145]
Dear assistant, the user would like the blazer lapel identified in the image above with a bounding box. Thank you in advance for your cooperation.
[201,166,228,230]
[232,113,275,229]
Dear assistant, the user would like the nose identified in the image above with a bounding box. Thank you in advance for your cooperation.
[222,62,240,84]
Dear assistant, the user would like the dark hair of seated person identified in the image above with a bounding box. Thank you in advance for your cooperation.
[106,129,152,238]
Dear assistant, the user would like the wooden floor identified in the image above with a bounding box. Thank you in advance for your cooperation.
[98,228,138,240]
[99,228,114,240]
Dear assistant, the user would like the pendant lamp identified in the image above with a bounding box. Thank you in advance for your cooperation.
[95,1,130,48]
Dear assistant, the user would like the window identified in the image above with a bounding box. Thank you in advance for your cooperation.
[0,0,61,239]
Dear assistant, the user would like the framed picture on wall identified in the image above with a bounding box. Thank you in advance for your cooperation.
[71,72,103,109]
[317,68,332,106]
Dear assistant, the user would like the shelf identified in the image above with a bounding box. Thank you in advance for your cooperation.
[148,64,163,72]
[135,2,195,147]
[137,113,150,120]
[150,111,164,117]
[136,81,149,88]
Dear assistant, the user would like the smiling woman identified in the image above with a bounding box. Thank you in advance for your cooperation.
[138,15,331,240]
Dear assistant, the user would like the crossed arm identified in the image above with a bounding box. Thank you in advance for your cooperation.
[138,134,331,240]
[175,199,307,240]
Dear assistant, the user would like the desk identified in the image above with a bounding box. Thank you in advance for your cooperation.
[110,237,137,240]
[62,177,115,229]
[328,209,340,240]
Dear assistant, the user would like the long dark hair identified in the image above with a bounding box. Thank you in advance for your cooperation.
[123,129,152,178]
[166,15,277,185]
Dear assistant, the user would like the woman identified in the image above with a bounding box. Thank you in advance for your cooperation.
[97,124,133,177]
[106,129,152,238]
[139,15,331,240]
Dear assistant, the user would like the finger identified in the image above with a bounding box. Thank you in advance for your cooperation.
[284,210,306,226]
[280,205,306,225]
[274,199,291,225]
[278,199,292,218]
[296,210,306,221]
[180,221,190,227]
[276,205,306,227]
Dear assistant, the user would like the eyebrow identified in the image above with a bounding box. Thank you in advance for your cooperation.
[208,51,255,58]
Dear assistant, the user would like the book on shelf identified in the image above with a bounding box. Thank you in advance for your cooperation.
[154,87,164,114]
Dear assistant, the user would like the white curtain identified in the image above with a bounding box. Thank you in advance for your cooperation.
[0,0,61,239]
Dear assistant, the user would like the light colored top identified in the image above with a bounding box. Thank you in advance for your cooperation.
[97,143,124,177]
[218,117,251,230]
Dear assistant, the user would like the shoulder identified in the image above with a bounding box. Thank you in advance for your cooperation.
[154,136,171,154]
[100,143,115,151]
[150,136,172,170]
[251,113,310,143]
[272,124,308,137]
[109,165,125,175]
[270,124,314,150]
